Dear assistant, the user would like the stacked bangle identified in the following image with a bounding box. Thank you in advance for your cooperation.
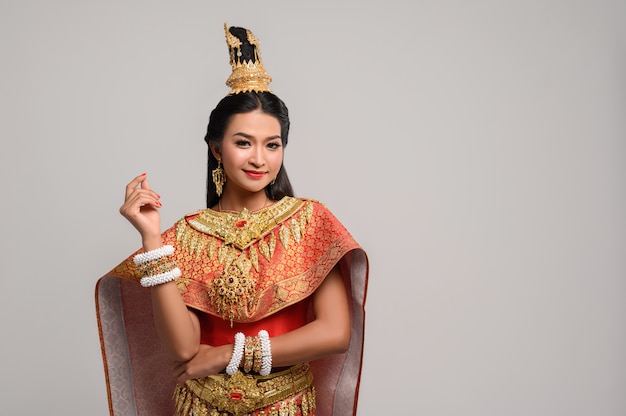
[140,268,181,287]
[133,245,181,288]
[226,332,245,376]
[243,336,255,373]
[258,329,272,376]
[252,336,263,374]
[224,331,273,376]
[133,245,175,264]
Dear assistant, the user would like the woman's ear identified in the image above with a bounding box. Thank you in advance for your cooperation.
[209,143,221,161]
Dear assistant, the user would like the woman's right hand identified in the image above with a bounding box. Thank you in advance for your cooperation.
[119,173,162,244]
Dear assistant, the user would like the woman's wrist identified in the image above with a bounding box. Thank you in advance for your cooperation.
[222,344,236,369]
[142,235,163,251]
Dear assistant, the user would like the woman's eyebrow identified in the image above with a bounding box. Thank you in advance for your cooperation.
[232,132,281,140]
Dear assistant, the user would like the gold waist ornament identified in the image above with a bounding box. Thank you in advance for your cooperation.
[173,363,315,416]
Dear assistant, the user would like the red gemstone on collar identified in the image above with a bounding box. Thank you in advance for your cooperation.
[236,220,247,227]
[230,392,243,401]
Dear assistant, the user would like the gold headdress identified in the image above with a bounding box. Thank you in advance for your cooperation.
[224,23,272,95]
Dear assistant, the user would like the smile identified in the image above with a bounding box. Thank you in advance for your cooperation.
[244,170,267,179]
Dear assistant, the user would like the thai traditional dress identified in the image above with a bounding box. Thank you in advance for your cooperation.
[96,197,368,416]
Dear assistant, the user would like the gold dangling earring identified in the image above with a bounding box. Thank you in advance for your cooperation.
[270,168,278,186]
[212,160,225,196]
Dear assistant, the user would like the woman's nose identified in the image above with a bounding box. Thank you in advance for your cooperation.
[249,147,265,167]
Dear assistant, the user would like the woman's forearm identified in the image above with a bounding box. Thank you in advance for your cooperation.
[268,319,351,368]
[150,282,200,361]
[143,236,200,362]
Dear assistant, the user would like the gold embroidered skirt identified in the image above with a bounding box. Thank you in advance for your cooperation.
[173,363,316,416]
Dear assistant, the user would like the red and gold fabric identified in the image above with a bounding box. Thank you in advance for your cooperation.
[95,197,368,415]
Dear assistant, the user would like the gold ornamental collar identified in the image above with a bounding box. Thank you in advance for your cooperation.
[185,197,306,250]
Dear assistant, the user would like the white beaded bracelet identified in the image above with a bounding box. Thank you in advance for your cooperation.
[226,332,245,376]
[139,267,181,287]
[133,245,175,265]
[258,329,272,376]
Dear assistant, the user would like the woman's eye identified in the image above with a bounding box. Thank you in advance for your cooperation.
[235,140,251,147]
[267,142,281,149]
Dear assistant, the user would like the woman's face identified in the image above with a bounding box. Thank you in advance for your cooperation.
[216,109,283,197]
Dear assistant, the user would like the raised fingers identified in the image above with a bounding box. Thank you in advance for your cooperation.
[124,174,160,202]
[120,173,162,217]
[124,173,147,198]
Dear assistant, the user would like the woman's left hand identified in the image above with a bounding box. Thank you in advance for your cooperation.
[173,344,232,384]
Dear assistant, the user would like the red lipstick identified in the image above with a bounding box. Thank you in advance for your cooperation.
[244,170,266,179]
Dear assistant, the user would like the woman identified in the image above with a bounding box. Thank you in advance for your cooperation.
[96,24,368,416]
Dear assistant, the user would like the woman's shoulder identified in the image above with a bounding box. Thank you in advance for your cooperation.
[292,197,336,217]
[181,208,207,222]
[293,196,325,208]
[293,197,348,228]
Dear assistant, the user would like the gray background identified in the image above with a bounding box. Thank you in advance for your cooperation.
[1,0,625,414]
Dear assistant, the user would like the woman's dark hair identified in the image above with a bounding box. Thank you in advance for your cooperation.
[204,91,294,208]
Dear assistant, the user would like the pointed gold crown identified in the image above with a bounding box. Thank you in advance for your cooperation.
[224,23,272,95]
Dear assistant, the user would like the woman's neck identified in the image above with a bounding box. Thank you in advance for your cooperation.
[218,192,271,213]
